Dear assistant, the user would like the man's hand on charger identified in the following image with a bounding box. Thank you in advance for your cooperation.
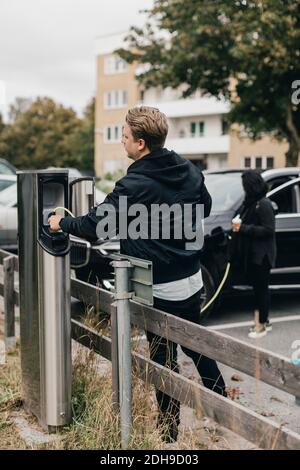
[48,215,63,232]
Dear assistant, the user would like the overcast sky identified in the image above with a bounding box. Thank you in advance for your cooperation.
[0,0,153,120]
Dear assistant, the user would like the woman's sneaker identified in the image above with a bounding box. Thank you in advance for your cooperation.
[249,320,272,334]
[265,320,272,331]
[248,323,267,339]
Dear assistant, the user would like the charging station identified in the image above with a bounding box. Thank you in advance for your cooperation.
[18,170,72,430]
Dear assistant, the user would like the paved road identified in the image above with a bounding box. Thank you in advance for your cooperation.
[205,291,300,360]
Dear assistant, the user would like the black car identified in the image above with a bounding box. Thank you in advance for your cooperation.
[200,168,300,316]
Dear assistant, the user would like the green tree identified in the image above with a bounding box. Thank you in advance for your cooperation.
[0,113,5,136]
[8,97,32,122]
[0,97,81,169]
[118,0,300,166]
[70,97,95,173]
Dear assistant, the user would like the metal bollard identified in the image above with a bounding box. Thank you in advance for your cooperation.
[111,259,133,449]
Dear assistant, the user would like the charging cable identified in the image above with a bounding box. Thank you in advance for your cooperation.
[53,206,75,218]
[201,233,234,313]
[201,261,231,313]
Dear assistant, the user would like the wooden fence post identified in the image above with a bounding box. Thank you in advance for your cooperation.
[3,256,16,351]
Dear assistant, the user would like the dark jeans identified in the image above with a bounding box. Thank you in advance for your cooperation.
[147,290,226,440]
[247,256,271,324]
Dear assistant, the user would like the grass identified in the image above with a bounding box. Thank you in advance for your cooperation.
[0,347,22,414]
[0,344,26,450]
[55,347,163,450]
[0,341,175,450]
[0,321,230,450]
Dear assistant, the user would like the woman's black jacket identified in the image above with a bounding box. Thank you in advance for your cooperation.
[234,197,276,270]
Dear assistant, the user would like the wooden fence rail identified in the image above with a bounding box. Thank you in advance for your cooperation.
[70,277,300,398]
[71,318,300,450]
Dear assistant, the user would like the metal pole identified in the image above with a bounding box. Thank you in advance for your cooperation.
[110,301,119,413]
[112,260,132,449]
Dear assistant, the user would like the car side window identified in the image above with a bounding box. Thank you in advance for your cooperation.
[266,176,294,192]
[0,180,13,191]
[269,185,298,214]
[0,163,8,174]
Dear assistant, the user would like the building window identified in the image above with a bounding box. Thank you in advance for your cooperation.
[139,89,145,103]
[244,157,251,168]
[190,121,205,137]
[222,117,229,135]
[122,90,128,106]
[256,157,262,169]
[104,124,123,143]
[266,156,274,169]
[242,155,275,169]
[190,122,196,137]
[107,92,111,107]
[104,55,128,75]
[104,90,128,109]
[114,126,119,141]
[115,57,127,73]
[199,121,205,137]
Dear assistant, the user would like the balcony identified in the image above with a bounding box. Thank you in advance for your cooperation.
[145,97,230,118]
[165,135,230,155]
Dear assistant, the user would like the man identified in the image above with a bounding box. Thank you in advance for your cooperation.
[49,106,226,443]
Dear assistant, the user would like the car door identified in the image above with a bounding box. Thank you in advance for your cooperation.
[267,177,300,286]
[0,183,18,249]
[5,205,18,248]
[0,206,9,246]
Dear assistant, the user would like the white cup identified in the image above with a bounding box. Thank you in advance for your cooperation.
[232,215,241,224]
[232,214,241,231]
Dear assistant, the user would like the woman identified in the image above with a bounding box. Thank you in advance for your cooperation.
[232,170,276,339]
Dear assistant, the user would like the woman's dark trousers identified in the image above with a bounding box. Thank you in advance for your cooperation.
[248,256,271,324]
[146,290,226,442]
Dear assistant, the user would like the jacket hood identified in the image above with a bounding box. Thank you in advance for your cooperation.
[127,148,202,188]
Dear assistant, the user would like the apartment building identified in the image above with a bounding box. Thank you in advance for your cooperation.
[95,33,288,176]
[94,33,137,176]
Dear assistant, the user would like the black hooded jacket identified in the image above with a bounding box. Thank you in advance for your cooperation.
[238,196,276,268]
[60,148,212,283]
[230,193,276,273]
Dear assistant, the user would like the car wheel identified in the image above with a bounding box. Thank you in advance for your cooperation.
[200,264,216,321]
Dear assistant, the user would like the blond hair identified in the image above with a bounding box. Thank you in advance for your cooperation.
[125,106,168,151]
